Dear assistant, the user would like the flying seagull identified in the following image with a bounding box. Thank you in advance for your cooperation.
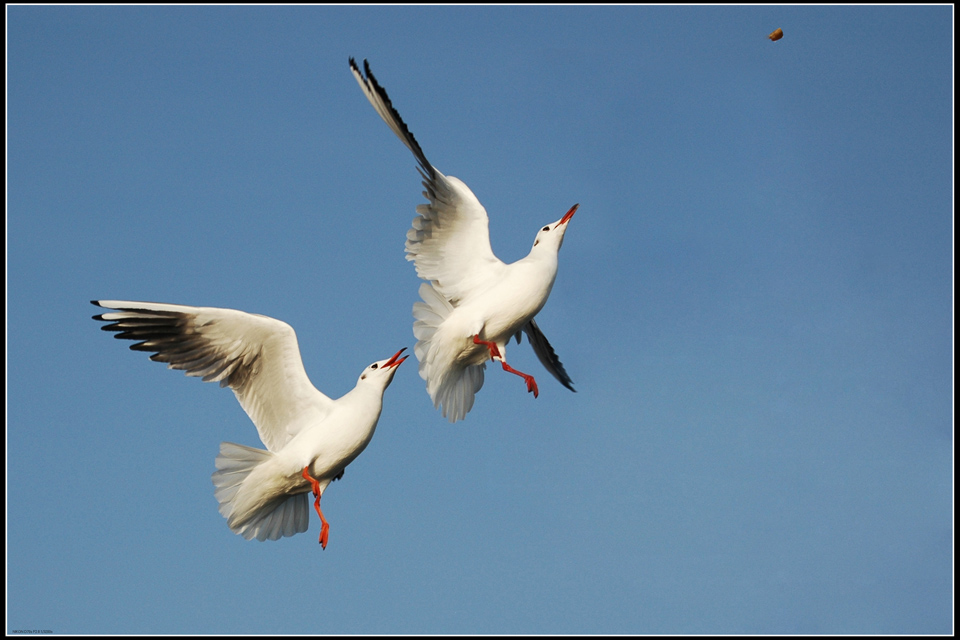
[92,300,407,547]
[350,58,577,423]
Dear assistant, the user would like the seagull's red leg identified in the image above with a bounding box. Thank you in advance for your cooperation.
[302,466,330,549]
[472,334,502,359]
[500,362,539,398]
[473,335,539,397]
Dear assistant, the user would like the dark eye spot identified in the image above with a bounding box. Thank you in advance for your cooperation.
[370,363,378,369]
[542,226,550,232]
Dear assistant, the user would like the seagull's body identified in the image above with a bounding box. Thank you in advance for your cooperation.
[92,300,406,547]
[350,58,577,422]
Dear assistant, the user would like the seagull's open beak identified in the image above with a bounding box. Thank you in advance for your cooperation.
[559,203,579,225]
[383,347,408,369]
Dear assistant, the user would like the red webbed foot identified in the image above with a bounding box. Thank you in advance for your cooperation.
[501,362,539,398]
[472,334,538,397]
[302,466,331,549]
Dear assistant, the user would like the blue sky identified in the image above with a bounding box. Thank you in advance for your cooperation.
[7,5,953,634]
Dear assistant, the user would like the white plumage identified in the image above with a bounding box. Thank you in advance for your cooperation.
[350,58,577,422]
[92,300,406,547]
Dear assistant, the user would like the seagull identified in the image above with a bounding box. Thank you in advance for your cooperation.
[91,300,407,548]
[350,58,577,423]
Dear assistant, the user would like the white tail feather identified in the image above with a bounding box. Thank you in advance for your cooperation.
[211,442,309,541]
[412,283,485,422]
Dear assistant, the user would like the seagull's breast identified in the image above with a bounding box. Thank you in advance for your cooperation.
[468,259,558,342]
[280,394,383,483]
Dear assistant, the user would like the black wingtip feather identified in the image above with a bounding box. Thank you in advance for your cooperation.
[351,57,435,182]
[523,319,575,392]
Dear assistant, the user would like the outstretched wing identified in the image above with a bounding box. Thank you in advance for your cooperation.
[92,300,334,452]
[521,318,575,392]
[350,58,505,303]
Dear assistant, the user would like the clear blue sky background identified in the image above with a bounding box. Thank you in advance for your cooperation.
[7,5,953,635]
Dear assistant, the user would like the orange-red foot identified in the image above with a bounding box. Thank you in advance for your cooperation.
[502,362,539,398]
[473,335,539,397]
[302,466,331,549]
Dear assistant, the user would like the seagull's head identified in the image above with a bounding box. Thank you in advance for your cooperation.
[532,203,579,251]
[358,347,408,389]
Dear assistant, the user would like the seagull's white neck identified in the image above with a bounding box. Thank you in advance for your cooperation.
[342,380,386,407]
[522,241,562,276]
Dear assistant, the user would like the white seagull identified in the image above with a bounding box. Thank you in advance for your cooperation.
[91,300,407,548]
[350,58,577,423]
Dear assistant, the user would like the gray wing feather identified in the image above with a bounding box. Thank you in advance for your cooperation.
[522,319,575,392]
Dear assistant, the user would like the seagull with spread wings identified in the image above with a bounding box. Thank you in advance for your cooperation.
[350,58,578,423]
[92,300,407,547]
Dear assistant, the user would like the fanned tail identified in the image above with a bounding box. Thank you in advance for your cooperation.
[412,283,484,423]
[211,442,309,541]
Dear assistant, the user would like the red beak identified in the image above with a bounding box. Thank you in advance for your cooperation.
[559,203,579,225]
[383,347,408,369]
